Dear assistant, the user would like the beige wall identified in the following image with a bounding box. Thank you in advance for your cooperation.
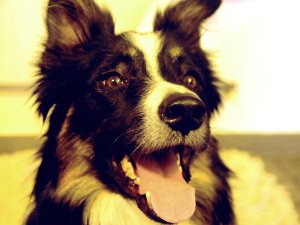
[204,0,300,134]
[1,0,300,136]
[0,0,45,136]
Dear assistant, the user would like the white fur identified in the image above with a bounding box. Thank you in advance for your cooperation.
[84,190,157,225]
[83,188,200,225]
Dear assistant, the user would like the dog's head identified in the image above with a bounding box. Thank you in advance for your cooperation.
[35,0,222,223]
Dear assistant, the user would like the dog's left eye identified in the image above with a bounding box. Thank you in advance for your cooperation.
[183,74,201,91]
[95,72,128,91]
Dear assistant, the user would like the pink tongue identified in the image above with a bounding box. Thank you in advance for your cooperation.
[134,151,195,224]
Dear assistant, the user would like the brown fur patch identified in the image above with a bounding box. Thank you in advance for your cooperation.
[53,107,102,205]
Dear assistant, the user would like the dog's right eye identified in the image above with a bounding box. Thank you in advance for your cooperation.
[94,72,128,91]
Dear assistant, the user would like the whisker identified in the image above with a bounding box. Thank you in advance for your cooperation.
[112,127,143,144]
[210,127,238,136]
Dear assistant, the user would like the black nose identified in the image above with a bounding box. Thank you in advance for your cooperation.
[159,94,206,136]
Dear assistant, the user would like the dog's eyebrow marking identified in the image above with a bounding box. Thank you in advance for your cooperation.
[128,47,139,58]
[170,46,183,59]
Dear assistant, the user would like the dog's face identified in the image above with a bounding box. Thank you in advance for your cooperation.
[35,0,222,224]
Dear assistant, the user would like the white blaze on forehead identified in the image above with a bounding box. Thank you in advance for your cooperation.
[129,32,197,97]
[130,32,163,82]
[129,32,199,112]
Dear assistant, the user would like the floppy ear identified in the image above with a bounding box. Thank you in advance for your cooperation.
[154,0,221,46]
[46,0,114,49]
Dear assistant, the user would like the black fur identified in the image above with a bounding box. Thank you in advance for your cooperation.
[27,0,235,224]
[154,0,221,47]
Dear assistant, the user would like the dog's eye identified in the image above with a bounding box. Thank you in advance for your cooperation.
[95,72,128,91]
[183,74,201,90]
[103,75,126,88]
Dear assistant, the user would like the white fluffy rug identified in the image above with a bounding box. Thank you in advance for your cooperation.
[0,149,299,225]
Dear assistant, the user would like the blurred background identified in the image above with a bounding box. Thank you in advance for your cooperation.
[0,0,300,223]
[1,0,300,137]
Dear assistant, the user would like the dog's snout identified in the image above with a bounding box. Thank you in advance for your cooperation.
[159,94,206,136]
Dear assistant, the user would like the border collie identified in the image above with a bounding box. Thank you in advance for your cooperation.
[26,0,235,224]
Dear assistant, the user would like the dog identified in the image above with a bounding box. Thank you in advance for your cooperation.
[26,0,235,224]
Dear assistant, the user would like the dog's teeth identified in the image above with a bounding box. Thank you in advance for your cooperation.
[146,192,153,210]
[121,156,137,180]
[179,166,183,173]
[176,153,183,172]
[134,177,140,185]
[176,153,181,166]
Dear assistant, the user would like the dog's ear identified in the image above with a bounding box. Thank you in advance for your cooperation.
[46,0,114,49]
[154,0,221,47]
[34,0,114,121]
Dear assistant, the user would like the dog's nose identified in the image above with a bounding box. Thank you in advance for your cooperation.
[159,94,206,136]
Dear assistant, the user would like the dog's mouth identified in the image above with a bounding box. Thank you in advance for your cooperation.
[110,145,196,224]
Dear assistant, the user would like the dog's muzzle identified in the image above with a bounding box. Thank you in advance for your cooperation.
[109,94,208,224]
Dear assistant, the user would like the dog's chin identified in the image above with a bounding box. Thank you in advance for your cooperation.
[108,144,199,224]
